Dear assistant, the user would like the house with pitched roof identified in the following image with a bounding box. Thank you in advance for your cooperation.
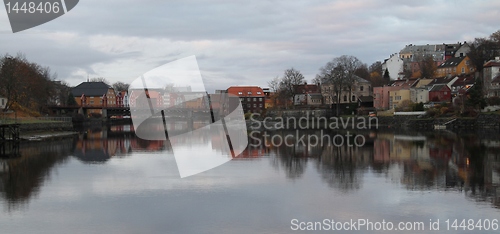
[71,82,117,107]
[436,56,475,77]
[227,86,265,113]
[321,75,372,106]
[428,84,451,102]
[382,53,404,80]
[293,84,321,105]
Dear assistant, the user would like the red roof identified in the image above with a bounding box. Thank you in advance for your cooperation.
[227,86,265,97]
[484,60,500,68]
[294,84,320,94]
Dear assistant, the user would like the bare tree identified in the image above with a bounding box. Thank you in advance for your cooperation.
[317,59,346,116]
[337,55,363,105]
[89,77,109,84]
[278,68,305,108]
[112,81,130,92]
[268,76,281,92]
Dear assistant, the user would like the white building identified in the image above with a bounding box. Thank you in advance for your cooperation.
[410,87,429,104]
[382,53,404,80]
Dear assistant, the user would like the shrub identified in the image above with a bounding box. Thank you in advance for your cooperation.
[426,108,439,117]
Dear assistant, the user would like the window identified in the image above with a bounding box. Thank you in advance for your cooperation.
[253,98,256,101]
[253,104,256,108]
[461,67,465,73]
[444,92,447,95]
[247,104,251,108]
[343,96,347,101]
[248,92,252,95]
[259,97,262,101]
[247,97,251,102]
[90,100,94,104]
[351,95,356,101]
[1,99,4,105]
[257,92,261,94]
[259,104,262,107]
[238,92,242,95]
[360,86,364,91]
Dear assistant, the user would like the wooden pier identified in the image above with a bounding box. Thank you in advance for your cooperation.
[0,124,20,141]
[0,124,20,157]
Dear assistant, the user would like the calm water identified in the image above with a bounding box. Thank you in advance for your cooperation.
[1,125,499,233]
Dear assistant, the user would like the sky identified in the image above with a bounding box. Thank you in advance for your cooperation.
[1,0,499,92]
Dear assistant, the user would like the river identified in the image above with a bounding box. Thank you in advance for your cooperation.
[0,125,499,233]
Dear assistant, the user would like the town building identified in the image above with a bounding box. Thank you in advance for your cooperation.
[227,86,265,113]
[428,84,452,102]
[373,79,419,110]
[483,57,500,98]
[381,53,404,80]
[71,82,118,107]
[293,84,321,106]
[410,87,429,104]
[321,75,372,105]
[436,56,475,77]
[389,89,411,109]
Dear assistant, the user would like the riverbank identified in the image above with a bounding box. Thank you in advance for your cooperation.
[247,113,500,132]
[2,121,77,141]
[19,131,78,141]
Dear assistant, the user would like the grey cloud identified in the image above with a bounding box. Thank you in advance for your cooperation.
[0,0,498,88]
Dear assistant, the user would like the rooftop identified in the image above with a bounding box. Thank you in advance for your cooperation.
[437,56,466,68]
[71,82,111,97]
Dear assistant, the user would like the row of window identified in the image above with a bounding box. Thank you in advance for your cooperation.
[246,104,263,108]
[241,97,263,102]
[237,91,262,95]
[89,100,117,104]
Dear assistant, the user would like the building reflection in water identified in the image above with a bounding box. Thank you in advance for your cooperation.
[1,125,499,211]
[257,130,500,208]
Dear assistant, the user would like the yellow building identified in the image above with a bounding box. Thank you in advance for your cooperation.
[436,56,475,77]
[389,89,411,109]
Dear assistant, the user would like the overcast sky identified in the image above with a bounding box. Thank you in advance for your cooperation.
[1,0,499,92]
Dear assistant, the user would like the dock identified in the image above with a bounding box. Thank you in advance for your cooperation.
[0,124,20,157]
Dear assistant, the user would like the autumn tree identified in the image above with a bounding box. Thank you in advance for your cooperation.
[0,53,57,113]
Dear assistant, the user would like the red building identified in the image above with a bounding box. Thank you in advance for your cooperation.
[428,84,451,102]
[227,86,265,113]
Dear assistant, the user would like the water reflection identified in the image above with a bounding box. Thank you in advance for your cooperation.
[1,125,499,213]
[262,130,500,208]
[0,138,75,211]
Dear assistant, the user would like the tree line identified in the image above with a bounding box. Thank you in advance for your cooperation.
[269,55,389,113]
[0,53,61,113]
[0,54,130,114]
